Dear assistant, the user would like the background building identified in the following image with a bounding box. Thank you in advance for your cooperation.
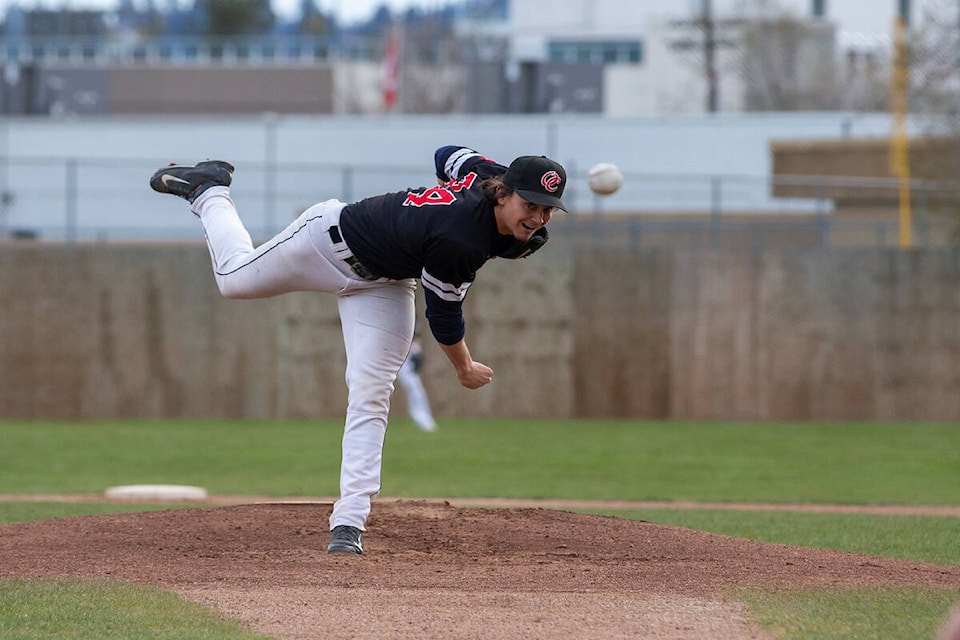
[0,0,922,117]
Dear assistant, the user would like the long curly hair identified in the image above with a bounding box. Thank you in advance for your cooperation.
[480,176,513,204]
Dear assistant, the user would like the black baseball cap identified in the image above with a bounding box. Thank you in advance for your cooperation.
[502,155,568,212]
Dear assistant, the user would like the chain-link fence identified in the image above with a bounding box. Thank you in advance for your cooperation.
[0,156,956,249]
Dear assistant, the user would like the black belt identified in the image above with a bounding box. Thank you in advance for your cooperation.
[328,225,379,281]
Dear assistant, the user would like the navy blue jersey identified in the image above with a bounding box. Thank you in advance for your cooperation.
[339,146,519,345]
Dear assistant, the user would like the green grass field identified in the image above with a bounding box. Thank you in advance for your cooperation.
[0,418,958,640]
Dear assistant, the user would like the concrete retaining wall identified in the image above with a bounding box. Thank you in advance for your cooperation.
[2,244,959,421]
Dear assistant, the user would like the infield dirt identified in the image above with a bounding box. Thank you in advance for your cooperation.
[1,500,958,639]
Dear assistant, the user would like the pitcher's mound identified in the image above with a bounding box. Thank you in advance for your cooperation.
[0,500,957,640]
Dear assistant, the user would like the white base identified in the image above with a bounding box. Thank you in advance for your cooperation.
[104,484,209,501]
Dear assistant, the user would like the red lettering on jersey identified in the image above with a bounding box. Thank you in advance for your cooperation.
[445,172,477,191]
[404,187,455,207]
[404,172,478,207]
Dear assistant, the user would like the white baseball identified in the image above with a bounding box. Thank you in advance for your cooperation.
[587,163,623,195]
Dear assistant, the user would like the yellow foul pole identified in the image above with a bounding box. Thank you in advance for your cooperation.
[890,4,911,248]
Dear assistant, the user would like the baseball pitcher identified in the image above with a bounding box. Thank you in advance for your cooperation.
[149,146,567,554]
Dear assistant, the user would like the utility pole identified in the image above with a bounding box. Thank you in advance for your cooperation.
[669,0,734,113]
[703,0,718,112]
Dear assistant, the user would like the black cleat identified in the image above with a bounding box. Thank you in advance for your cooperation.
[149,160,234,203]
[327,525,363,555]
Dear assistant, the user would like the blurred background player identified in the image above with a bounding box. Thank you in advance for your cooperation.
[396,327,437,432]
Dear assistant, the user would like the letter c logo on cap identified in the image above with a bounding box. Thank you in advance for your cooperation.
[541,171,562,193]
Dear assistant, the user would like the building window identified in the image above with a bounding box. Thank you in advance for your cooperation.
[547,40,642,65]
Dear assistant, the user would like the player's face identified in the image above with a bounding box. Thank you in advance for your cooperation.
[497,192,553,241]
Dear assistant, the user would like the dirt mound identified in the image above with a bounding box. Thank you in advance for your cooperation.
[1,501,958,639]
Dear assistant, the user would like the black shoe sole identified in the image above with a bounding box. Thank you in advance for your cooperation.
[327,544,363,555]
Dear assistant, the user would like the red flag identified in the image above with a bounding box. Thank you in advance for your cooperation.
[382,28,400,111]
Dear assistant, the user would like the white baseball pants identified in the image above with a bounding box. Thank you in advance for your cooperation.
[192,187,417,531]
